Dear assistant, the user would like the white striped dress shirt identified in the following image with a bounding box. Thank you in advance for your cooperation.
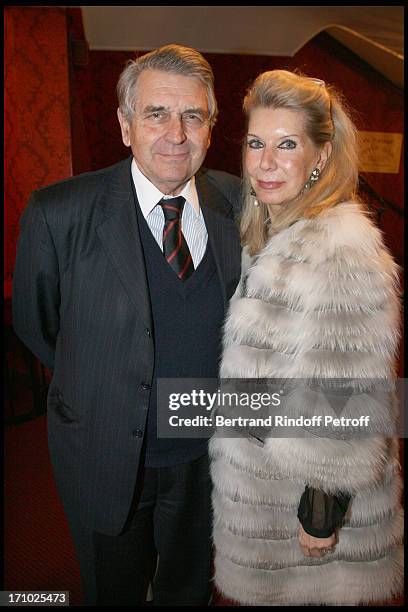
[131,158,208,268]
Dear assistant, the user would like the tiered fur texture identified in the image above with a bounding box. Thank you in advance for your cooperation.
[210,201,403,606]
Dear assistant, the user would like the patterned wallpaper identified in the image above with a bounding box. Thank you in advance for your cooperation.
[4,6,72,287]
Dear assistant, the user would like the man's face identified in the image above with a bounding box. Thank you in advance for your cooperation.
[118,69,212,195]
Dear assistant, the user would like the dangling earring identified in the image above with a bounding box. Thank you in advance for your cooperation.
[305,167,320,190]
[250,188,259,207]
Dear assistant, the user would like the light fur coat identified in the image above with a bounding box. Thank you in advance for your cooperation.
[210,201,403,606]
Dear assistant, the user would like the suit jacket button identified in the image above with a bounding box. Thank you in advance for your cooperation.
[132,429,143,438]
[141,382,151,391]
[146,329,152,337]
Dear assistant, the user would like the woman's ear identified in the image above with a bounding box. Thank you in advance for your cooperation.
[317,141,332,172]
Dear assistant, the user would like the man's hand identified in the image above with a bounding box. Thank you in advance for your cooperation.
[298,524,336,558]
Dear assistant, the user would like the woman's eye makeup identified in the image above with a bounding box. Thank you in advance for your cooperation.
[247,137,299,150]
[247,138,264,149]
[278,139,297,149]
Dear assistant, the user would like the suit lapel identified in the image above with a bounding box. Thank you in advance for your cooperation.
[95,161,241,327]
[96,158,152,330]
[196,171,242,304]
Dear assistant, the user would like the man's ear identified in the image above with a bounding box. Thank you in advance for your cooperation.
[117,108,131,147]
[206,129,212,150]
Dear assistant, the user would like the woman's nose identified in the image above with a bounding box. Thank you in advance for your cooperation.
[259,147,278,171]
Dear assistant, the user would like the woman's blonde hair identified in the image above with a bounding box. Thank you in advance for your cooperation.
[241,70,360,255]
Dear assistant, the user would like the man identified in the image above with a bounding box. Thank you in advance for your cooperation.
[12,44,241,606]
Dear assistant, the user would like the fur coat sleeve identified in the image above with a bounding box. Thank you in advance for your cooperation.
[219,201,401,495]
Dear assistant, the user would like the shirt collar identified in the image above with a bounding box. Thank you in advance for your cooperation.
[131,158,201,219]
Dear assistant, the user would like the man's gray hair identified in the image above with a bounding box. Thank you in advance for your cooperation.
[117,44,218,126]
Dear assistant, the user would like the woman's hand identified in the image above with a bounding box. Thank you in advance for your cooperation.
[298,524,336,558]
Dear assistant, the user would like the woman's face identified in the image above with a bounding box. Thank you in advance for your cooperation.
[245,106,326,207]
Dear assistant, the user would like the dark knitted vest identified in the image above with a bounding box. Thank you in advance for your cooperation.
[135,199,225,467]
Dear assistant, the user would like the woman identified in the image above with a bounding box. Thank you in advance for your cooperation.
[210,70,403,606]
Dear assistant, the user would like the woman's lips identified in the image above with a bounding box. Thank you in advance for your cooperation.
[257,180,284,190]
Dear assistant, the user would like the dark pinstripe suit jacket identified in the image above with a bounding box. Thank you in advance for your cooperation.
[12,157,242,535]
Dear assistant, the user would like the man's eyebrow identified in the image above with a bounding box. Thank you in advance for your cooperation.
[183,108,208,116]
[143,105,168,114]
[142,105,208,116]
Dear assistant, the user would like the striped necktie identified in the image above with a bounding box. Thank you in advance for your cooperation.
[159,196,195,281]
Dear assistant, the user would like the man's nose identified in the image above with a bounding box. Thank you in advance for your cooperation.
[165,116,187,144]
[259,147,278,171]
